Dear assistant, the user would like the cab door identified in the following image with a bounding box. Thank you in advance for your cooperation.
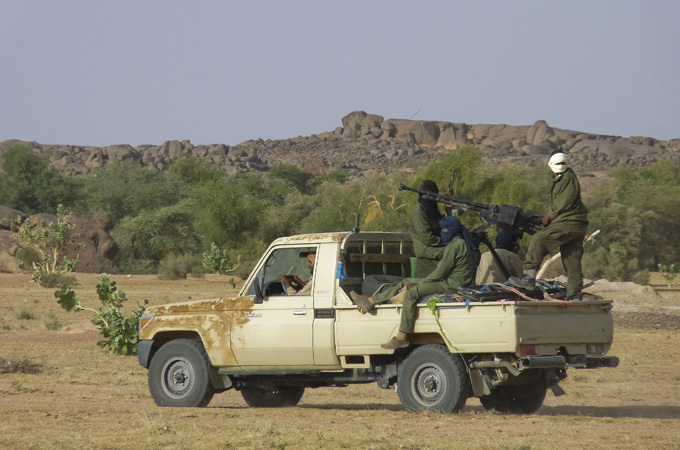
[231,246,316,368]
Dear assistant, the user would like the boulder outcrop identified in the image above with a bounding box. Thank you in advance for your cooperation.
[1,112,678,179]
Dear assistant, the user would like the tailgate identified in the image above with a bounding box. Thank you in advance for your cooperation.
[514,300,614,357]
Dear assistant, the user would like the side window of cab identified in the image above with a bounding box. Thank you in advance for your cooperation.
[246,246,317,297]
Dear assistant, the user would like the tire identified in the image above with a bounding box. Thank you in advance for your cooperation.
[480,384,547,414]
[148,339,215,407]
[397,344,471,413]
[240,385,305,407]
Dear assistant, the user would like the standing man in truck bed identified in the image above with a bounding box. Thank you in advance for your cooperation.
[351,216,478,349]
[511,151,589,300]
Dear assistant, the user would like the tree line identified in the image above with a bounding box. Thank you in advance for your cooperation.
[1,144,678,282]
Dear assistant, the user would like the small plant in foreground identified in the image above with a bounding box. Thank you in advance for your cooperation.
[55,274,148,355]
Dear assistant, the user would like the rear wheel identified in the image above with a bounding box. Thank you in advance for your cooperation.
[397,344,470,413]
[240,385,305,407]
[480,384,547,414]
[148,339,215,407]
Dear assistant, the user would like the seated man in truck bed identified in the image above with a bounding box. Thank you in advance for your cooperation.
[475,230,524,284]
[350,216,478,349]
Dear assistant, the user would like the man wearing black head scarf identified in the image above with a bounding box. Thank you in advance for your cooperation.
[350,216,478,349]
[409,179,446,277]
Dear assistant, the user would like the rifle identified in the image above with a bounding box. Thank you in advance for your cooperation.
[398,183,542,236]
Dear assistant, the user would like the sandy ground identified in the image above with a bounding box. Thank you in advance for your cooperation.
[1,272,679,449]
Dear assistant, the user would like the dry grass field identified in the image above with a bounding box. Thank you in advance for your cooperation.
[1,272,679,449]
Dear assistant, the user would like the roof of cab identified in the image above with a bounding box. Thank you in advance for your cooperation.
[270,231,412,246]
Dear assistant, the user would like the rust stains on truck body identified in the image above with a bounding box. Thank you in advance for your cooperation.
[141,296,254,368]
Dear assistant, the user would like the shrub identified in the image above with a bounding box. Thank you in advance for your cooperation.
[55,275,148,355]
[118,258,158,275]
[15,309,36,320]
[0,357,43,374]
[633,269,650,286]
[111,200,201,264]
[0,144,81,213]
[11,204,83,287]
[15,247,41,271]
[38,272,77,288]
[202,243,241,274]
[159,254,206,280]
[44,312,66,330]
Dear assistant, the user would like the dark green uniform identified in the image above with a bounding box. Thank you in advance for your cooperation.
[372,236,477,333]
[409,202,445,277]
[525,168,589,299]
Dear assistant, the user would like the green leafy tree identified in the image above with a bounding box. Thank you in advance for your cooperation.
[583,162,680,280]
[0,145,81,213]
[167,155,225,185]
[12,204,83,286]
[111,200,201,264]
[269,164,314,194]
[55,275,148,355]
[79,160,187,229]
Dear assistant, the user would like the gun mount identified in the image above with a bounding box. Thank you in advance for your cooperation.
[398,183,542,236]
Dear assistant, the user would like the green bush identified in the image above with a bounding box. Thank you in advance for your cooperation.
[202,243,241,274]
[118,258,158,275]
[112,200,201,264]
[15,309,36,320]
[55,275,148,355]
[11,204,83,287]
[159,254,206,280]
[15,247,41,270]
[44,312,66,330]
[78,160,187,229]
[0,144,81,213]
[633,269,650,286]
[38,272,77,288]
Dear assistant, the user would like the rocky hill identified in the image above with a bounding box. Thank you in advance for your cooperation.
[2,111,679,179]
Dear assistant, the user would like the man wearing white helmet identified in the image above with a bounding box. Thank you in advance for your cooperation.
[510,150,589,300]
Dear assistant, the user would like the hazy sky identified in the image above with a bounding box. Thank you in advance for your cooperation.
[2,1,678,147]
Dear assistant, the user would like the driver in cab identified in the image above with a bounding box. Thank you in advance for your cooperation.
[280,252,316,295]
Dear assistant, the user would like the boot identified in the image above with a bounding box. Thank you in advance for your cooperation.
[509,274,539,291]
[380,336,409,350]
[350,291,374,313]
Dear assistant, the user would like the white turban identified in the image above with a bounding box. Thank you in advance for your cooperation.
[548,152,568,173]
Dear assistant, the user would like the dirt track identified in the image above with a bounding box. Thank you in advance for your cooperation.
[1,273,679,449]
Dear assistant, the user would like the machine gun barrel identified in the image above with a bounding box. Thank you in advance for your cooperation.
[397,184,494,212]
[398,183,542,235]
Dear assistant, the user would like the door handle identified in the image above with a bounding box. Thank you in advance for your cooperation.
[293,310,307,315]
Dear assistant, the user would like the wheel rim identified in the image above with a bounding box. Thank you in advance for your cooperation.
[161,357,196,399]
[411,362,447,406]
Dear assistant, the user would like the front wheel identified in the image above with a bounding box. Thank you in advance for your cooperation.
[148,339,215,407]
[397,344,471,413]
[240,385,305,407]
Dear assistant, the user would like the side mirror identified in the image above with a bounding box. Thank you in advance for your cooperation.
[253,278,264,304]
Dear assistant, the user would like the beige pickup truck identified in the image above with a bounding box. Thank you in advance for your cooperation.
[137,231,618,413]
